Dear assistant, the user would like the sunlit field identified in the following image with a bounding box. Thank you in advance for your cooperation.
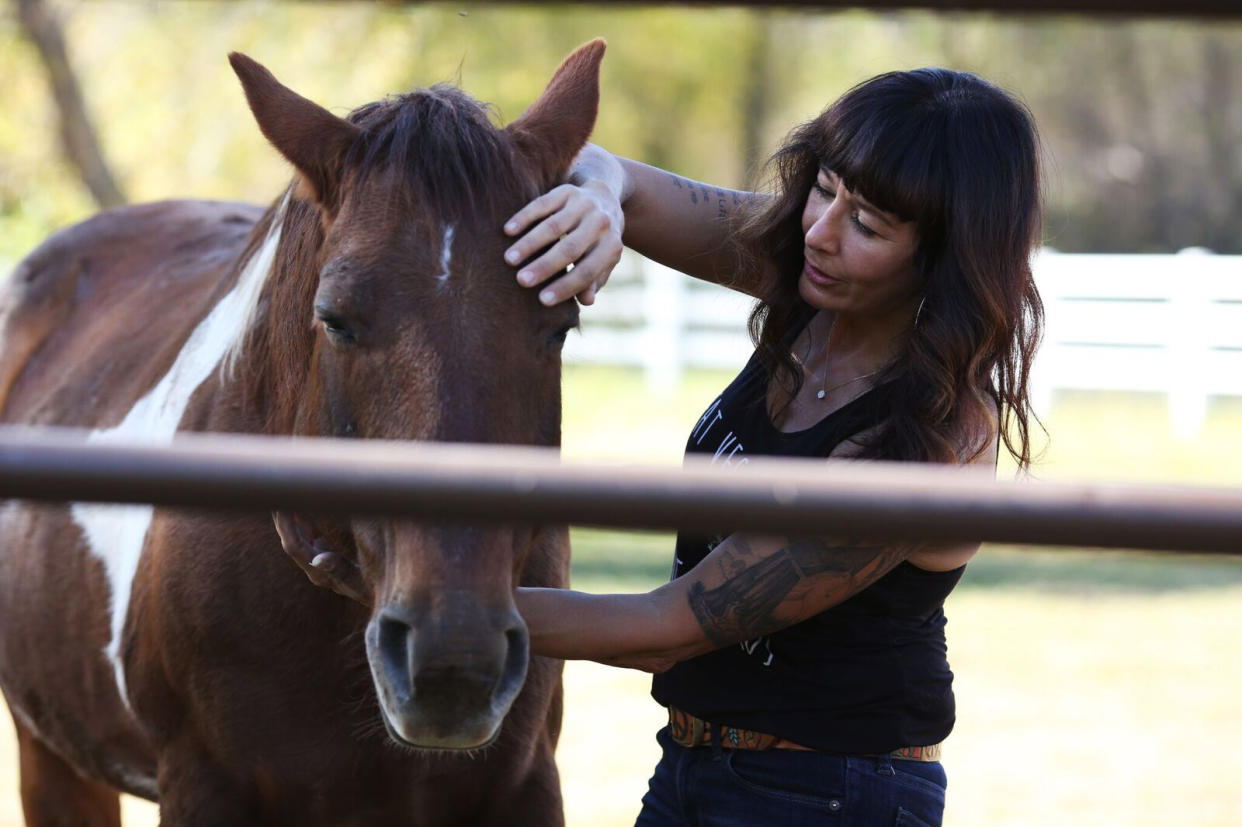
[2,367,1240,825]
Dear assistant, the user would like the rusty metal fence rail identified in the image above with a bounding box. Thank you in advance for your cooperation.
[1,426,1239,554]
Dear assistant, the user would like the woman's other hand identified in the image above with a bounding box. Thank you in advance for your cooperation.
[504,146,626,306]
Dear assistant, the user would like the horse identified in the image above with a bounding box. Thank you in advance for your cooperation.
[0,39,605,826]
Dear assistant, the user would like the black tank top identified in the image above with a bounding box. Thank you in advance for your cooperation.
[651,349,965,754]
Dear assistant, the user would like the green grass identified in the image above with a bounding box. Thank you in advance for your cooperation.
[551,372,1242,825]
[564,370,1242,599]
[5,370,1242,827]
[569,530,1242,596]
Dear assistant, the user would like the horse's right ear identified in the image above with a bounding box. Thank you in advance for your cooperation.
[506,39,606,186]
[229,53,361,210]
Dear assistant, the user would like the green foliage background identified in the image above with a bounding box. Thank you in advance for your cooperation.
[2,2,1241,266]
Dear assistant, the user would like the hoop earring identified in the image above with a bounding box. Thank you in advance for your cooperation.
[913,295,927,329]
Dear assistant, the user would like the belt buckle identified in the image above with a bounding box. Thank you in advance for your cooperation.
[669,708,707,748]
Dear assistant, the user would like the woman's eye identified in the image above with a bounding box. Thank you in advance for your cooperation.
[814,181,835,199]
[852,215,878,238]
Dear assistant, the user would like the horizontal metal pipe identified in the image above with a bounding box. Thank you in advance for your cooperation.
[456,1,1241,19]
[0,426,1239,553]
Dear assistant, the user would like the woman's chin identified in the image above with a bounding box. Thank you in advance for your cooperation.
[798,275,843,311]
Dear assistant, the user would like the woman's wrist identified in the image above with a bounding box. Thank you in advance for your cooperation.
[567,143,631,206]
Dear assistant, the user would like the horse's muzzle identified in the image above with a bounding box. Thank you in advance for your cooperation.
[365,598,529,750]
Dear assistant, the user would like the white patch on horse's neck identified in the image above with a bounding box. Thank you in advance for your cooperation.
[222,190,291,376]
[436,224,456,285]
[70,193,288,711]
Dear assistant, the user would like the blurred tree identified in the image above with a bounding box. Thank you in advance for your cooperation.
[0,4,1239,261]
[14,0,125,208]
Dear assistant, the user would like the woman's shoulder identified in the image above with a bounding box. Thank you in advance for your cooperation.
[827,386,999,467]
[954,391,1001,467]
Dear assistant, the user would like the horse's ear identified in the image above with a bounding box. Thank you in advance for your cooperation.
[229,53,361,210]
[506,39,606,185]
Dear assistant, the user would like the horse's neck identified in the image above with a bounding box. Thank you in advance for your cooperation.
[212,194,323,436]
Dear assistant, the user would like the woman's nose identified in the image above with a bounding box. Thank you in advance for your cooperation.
[805,204,841,255]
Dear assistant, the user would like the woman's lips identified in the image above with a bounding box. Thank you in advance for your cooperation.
[802,259,840,288]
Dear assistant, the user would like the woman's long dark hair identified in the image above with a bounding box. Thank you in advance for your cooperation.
[739,68,1044,467]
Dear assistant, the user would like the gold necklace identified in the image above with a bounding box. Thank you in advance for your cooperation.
[816,367,883,400]
[799,317,884,400]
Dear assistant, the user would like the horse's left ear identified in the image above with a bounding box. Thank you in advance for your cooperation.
[229,52,362,211]
[506,39,606,185]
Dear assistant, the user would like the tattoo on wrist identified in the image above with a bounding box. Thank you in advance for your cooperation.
[687,538,897,648]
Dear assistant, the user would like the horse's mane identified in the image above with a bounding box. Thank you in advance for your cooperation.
[345,85,539,223]
[229,84,538,433]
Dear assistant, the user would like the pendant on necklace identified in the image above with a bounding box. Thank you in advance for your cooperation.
[816,389,827,399]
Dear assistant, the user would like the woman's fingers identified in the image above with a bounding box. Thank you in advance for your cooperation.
[519,211,598,286]
[505,182,625,305]
[504,185,572,239]
[525,215,618,304]
[504,186,580,278]
[538,224,622,305]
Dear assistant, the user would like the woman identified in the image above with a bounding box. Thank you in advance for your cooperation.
[504,67,1043,826]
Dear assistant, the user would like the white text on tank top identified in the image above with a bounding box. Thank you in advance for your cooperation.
[689,396,776,667]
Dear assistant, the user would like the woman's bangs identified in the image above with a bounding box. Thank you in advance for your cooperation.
[820,111,942,230]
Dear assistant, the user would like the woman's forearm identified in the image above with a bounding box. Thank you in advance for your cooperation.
[571,149,767,293]
[516,585,705,668]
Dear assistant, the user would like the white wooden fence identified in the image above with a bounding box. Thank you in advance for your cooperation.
[2,248,1236,437]
[563,249,1242,436]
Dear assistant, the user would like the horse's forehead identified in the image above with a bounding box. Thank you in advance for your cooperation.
[316,222,531,321]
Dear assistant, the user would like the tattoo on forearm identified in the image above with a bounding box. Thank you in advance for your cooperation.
[687,538,899,648]
[667,174,733,219]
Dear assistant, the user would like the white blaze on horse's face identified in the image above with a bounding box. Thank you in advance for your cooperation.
[69,195,290,709]
[436,224,455,285]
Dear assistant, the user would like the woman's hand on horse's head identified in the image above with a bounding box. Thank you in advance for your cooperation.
[504,180,624,306]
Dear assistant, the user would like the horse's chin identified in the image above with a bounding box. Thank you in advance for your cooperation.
[377,706,502,753]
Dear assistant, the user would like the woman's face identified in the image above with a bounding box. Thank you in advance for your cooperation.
[799,168,921,318]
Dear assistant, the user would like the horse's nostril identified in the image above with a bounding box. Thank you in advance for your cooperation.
[376,612,414,702]
[500,623,530,692]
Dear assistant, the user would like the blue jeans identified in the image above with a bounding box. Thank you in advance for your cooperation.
[635,726,946,827]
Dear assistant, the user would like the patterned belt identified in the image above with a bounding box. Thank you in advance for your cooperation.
[668,707,942,762]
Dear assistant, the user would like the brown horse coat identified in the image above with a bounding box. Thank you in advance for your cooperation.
[0,41,605,826]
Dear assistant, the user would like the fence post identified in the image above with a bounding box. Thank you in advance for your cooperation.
[1168,247,1213,439]
[1029,248,1059,418]
[642,258,684,395]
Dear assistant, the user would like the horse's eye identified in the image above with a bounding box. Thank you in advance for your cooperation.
[316,313,356,345]
[548,322,577,350]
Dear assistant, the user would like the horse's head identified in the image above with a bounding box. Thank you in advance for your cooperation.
[229,42,604,750]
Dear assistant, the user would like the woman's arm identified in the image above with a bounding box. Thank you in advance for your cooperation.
[518,431,996,672]
[503,144,767,305]
[518,530,979,673]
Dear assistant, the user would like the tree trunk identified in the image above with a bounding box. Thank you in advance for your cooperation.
[738,10,777,186]
[15,0,126,208]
